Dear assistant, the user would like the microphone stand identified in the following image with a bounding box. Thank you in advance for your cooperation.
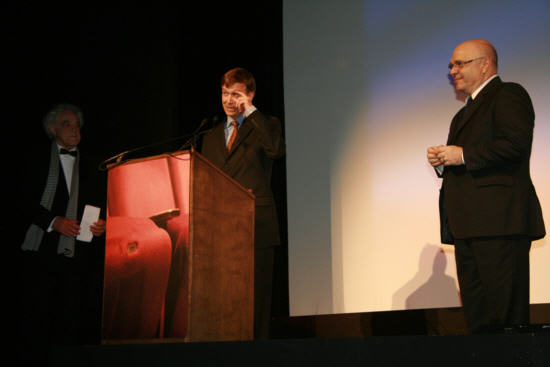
[98,116,216,171]
[176,115,218,151]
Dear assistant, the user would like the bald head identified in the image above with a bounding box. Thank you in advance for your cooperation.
[449,40,498,95]
[458,40,498,69]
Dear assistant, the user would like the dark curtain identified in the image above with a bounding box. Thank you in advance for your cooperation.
[6,3,288,344]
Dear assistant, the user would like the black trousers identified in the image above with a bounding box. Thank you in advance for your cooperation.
[254,247,274,339]
[454,237,531,333]
[18,249,102,366]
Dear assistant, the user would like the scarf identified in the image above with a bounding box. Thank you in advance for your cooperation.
[21,141,80,257]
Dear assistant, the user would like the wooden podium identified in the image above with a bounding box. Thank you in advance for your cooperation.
[102,150,254,342]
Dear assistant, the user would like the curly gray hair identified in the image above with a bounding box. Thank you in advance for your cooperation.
[42,103,84,139]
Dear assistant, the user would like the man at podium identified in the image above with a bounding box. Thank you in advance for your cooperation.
[201,67,285,339]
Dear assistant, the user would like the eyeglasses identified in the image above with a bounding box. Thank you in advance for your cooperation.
[448,57,485,71]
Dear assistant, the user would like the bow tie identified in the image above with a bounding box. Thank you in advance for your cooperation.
[59,148,77,157]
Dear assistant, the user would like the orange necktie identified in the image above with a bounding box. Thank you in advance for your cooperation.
[227,121,238,151]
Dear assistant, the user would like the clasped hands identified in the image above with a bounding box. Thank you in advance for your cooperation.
[53,217,106,238]
[427,145,463,167]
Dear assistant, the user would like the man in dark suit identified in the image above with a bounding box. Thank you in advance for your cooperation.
[16,104,106,365]
[201,67,284,338]
[427,40,545,333]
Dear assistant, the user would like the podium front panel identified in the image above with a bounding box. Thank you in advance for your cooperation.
[102,151,254,343]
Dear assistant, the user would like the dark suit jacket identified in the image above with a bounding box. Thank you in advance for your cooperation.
[440,77,545,242]
[201,110,285,248]
[15,139,106,259]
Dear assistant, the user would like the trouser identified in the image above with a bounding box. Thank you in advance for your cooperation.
[254,247,274,339]
[454,236,531,333]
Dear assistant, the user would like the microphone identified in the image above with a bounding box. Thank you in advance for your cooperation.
[98,149,135,171]
[177,115,218,151]
[99,116,219,171]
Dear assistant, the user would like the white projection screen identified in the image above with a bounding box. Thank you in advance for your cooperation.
[284,0,550,316]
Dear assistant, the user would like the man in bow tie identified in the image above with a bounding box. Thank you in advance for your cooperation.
[201,67,285,339]
[16,104,106,365]
[427,40,545,333]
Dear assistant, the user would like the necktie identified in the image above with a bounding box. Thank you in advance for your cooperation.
[461,97,472,116]
[60,148,77,157]
[227,121,238,151]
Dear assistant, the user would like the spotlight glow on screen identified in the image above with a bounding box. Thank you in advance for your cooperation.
[284,0,550,316]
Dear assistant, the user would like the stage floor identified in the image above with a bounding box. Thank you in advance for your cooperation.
[50,306,550,367]
[52,330,550,367]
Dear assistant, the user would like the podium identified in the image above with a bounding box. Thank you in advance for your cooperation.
[102,150,255,342]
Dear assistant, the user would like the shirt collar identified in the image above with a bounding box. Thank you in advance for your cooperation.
[56,144,78,153]
[471,74,499,100]
[225,114,245,129]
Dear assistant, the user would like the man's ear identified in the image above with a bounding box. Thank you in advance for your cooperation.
[481,57,492,74]
[248,90,255,101]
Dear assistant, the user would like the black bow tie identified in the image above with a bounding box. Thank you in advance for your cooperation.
[59,148,77,157]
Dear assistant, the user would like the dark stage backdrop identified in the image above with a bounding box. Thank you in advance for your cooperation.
[6,3,289,328]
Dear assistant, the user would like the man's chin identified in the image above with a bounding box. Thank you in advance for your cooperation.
[225,110,240,119]
[65,141,80,149]
[454,80,468,92]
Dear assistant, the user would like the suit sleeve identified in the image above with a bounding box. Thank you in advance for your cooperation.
[246,110,285,159]
[15,151,57,231]
[32,205,57,231]
[464,83,534,172]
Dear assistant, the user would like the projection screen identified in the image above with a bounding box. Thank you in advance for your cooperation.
[284,0,550,316]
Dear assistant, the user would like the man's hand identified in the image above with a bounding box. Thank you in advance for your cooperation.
[436,145,463,166]
[53,217,80,237]
[427,145,444,167]
[234,90,254,114]
[90,218,106,237]
[427,145,463,166]
[427,145,464,167]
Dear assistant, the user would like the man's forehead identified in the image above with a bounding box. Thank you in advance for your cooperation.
[55,110,79,124]
[451,42,480,60]
[222,82,247,92]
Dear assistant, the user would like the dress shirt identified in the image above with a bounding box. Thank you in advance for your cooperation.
[470,74,499,101]
[47,144,78,232]
[58,144,77,193]
[224,105,257,146]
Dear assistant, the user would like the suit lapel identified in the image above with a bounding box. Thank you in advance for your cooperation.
[219,116,254,175]
[210,121,227,159]
[226,117,253,157]
[231,119,252,149]
[448,77,502,143]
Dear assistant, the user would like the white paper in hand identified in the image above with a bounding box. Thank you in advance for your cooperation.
[77,205,101,243]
